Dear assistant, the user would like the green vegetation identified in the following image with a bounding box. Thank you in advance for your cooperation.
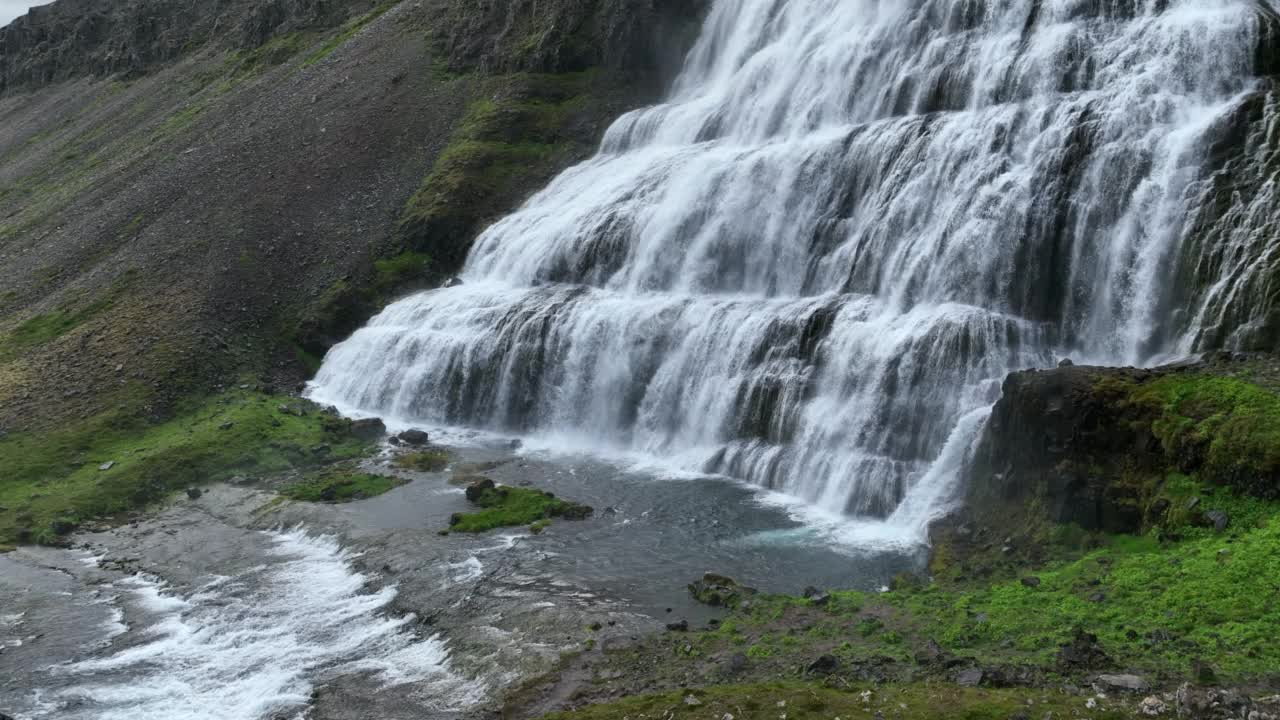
[0,390,375,547]
[896,514,1280,678]
[282,466,405,502]
[449,485,592,533]
[1129,374,1280,498]
[397,72,596,268]
[394,449,451,472]
[544,682,1131,720]
[302,2,396,68]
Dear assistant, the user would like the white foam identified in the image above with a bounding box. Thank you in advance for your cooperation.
[36,527,481,719]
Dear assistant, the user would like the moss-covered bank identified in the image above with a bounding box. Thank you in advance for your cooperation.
[0,388,377,549]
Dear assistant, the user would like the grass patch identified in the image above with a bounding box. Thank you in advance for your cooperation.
[394,449,451,472]
[282,466,404,502]
[543,682,1131,720]
[884,505,1280,680]
[0,390,375,546]
[449,485,592,533]
[0,297,113,359]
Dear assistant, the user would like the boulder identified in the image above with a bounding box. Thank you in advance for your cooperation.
[1056,629,1110,671]
[723,652,748,676]
[1092,674,1149,693]
[464,478,496,503]
[955,667,984,687]
[349,418,386,441]
[666,620,688,632]
[689,573,757,608]
[807,655,839,675]
[1204,510,1229,532]
[98,461,115,471]
[1020,576,1041,588]
[186,487,203,500]
[398,429,430,446]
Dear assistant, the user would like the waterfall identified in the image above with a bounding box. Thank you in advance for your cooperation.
[310,0,1276,532]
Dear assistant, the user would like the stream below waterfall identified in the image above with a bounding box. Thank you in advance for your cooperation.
[0,438,916,720]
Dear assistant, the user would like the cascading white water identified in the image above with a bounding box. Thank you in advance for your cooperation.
[311,0,1276,533]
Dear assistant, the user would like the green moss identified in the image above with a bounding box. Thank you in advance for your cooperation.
[282,466,404,502]
[302,2,396,68]
[396,72,597,268]
[1131,374,1280,497]
[0,390,375,547]
[394,449,451,472]
[449,485,592,533]
[543,682,1132,720]
[0,294,115,359]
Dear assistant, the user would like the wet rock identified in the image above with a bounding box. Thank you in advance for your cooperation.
[808,591,831,606]
[1186,496,1202,512]
[1205,510,1229,532]
[310,444,330,456]
[219,422,234,430]
[349,418,386,441]
[1020,576,1041,588]
[807,654,839,675]
[1092,674,1149,693]
[689,573,757,608]
[50,519,76,536]
[551,502,594,520]
[444,277,465,288]
[186,487,203,500]
[955,667,984,687]
[508,438,522,449]
[398,429,430,446]
[1056,629,1110,671]
[99,461,115,471]
[1059,358,1074,367]
[464,478,496,503]
[665,620,688,632]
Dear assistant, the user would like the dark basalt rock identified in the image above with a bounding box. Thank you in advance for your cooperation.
[1056,629,1111,671]
[807,654,839,675]
[398,429,430,446]
[464,477,495,503]
[349,418,386,441]
[186,487,203,500]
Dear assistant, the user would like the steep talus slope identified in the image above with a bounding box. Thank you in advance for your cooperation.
[0,0,706,432]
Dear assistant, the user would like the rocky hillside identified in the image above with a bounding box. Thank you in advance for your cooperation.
[0,0,705,433]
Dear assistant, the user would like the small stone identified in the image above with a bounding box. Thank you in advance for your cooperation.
[185,488,202,500]
[1138,696,1168,716]
[956,668,984,687]
[98,461,115,471]
[1205,510,1229,532]
[1020,576,1041,588]
[464,478,496,503]
[684,695,702,706]
[1185,496,1201,512]
[666,620,688,632]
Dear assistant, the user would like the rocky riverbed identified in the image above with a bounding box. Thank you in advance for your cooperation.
[0,434,914,719]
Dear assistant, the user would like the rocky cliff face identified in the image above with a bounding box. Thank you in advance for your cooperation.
[0,0,372,95]
[0,0,706,433]
[936,352,1280,577]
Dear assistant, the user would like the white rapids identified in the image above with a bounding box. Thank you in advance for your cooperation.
[28,528,479,720]
[310,0,1280,542]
